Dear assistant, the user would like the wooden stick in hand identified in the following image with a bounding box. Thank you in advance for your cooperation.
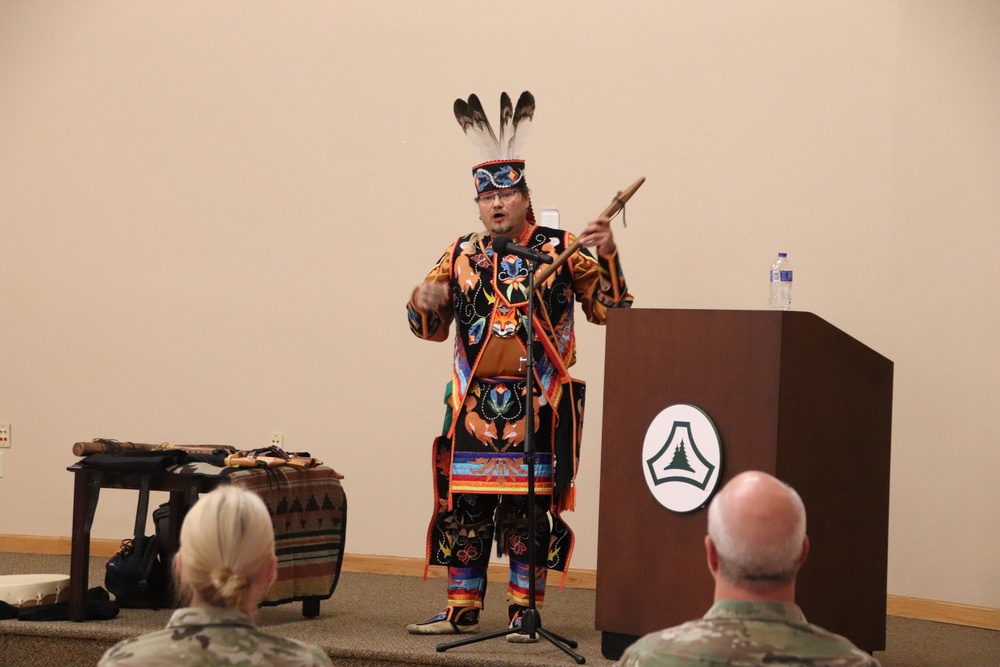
[534,176,645,285]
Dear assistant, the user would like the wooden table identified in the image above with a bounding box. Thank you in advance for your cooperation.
[67,460,346,622]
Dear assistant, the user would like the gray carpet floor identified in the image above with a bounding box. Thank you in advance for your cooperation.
[0,554,997,666]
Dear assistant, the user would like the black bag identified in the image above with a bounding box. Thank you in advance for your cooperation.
[104,480,173,609]
[152,501,172,551]
[105,534,171,609]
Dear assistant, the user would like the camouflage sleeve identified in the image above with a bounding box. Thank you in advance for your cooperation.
[615,623,883,667]
[615,632,713,667]
[99,635,335,667]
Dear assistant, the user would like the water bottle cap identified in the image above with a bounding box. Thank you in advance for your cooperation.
[778,252,787,257]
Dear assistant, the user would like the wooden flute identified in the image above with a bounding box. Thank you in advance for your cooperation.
[534,176,645,285]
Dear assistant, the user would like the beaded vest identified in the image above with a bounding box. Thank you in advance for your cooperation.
[447,224,577,427]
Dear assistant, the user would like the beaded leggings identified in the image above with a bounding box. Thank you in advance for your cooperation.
[446,492,551,609]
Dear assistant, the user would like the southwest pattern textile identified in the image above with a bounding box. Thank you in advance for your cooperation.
[168,462,347,606]
[227,466,346,605]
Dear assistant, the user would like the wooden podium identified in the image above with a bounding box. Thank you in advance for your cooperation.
[596,309,893,659]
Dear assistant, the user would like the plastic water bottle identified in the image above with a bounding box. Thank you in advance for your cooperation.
[769,252,793,310]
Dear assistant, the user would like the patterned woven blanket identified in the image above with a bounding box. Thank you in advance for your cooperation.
[226,465,346,605]
[166,461,347,605]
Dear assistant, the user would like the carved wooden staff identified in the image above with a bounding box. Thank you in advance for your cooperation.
[534,176,645,285]
[73,439,330,471]
[72,440,229,457]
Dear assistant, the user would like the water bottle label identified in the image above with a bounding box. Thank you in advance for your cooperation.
[770,270,793,282]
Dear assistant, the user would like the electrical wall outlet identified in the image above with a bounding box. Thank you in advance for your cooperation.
[0,423,10,448]
[268,431,284,448]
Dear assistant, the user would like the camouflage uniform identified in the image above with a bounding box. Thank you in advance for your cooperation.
[616,600,880,667]
[98,606,333,667]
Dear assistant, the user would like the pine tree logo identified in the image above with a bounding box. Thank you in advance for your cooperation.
[646,421,717,490]
[642,405,723,513]
[666,441,696,473]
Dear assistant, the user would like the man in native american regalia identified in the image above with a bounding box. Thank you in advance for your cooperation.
[405,91,633,640]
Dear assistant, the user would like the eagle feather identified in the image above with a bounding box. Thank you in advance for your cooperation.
[508,91,535,160]
[498,92,514,159]
[453,94,499,160]
[454,91,535,161]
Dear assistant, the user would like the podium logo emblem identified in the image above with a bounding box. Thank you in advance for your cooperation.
[642,404,723,513]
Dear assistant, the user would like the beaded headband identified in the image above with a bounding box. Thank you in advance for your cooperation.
[472,159,525,195]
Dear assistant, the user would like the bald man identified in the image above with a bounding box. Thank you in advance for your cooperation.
[616,471,880,667]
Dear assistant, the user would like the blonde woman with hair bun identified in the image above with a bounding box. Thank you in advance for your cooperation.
[99,486,334,666]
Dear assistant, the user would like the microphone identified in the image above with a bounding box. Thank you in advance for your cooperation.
[494,236,554,265]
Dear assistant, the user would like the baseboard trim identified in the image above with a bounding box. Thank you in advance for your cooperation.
[3,535,996,630]
[886,594,1000,631]
[0,534,123,558]
[339,552,599,590]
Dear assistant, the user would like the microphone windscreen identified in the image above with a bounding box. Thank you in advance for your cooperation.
[493,236,510,254]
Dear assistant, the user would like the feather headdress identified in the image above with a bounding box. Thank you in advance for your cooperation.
[454,91,534,161]
[454,91,535,195]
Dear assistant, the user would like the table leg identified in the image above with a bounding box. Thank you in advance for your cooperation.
[69,469,101,622]
[302,597,320,618]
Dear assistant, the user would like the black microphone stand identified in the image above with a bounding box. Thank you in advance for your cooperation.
[437,255,585,664]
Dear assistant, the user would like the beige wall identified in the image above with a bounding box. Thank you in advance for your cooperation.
[0,1,996,610]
